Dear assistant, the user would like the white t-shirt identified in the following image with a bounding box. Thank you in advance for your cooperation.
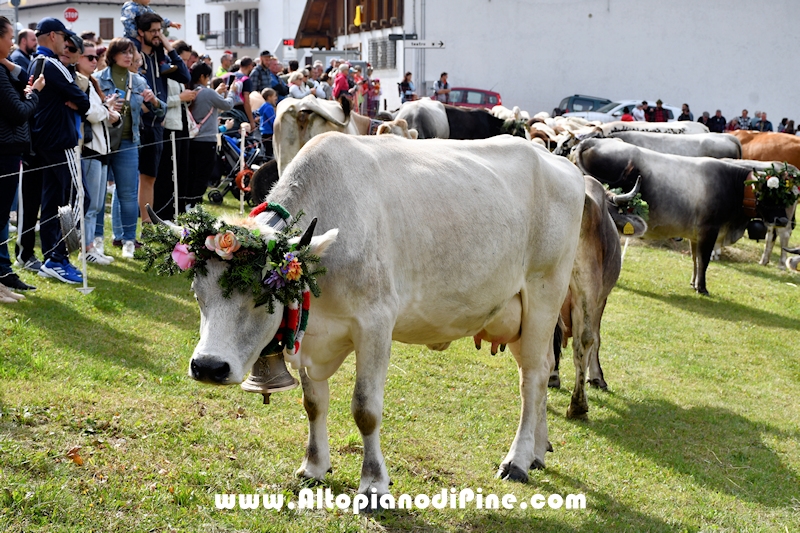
[632,107,645,121]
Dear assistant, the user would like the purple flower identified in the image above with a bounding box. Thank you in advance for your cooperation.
[265,269,286,289]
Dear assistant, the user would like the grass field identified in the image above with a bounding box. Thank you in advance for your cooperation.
[1,202,799,532]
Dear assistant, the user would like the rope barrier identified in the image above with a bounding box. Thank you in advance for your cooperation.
[1,132,266,249]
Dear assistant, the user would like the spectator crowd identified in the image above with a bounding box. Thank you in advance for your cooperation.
[0,9,383,304]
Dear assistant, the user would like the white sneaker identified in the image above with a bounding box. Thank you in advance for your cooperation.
[122,240,136,258]
[93,237,105,256]
[81,246,112,265]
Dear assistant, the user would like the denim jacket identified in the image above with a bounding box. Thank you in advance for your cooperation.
[94,67,166,146]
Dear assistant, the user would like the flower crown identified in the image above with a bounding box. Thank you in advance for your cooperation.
[745,163,800,209]
[140,205,325,313]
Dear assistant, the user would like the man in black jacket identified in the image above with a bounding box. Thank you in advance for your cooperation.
[135,13,190,225]
[27,17,90,284]
[708,109,726,133]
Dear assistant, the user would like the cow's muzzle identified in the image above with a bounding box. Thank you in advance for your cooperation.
[190,358,231,383]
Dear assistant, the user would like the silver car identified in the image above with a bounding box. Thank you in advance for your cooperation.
[564,100,681,123]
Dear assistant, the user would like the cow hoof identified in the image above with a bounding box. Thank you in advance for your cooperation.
[530,457,546,470]
[566,404,588,420]
[497,462,529,483]
[548,375,561,389]
[547,441,554,453]
[295,465,330,481]
[588,378,607,390]
[697,288,710,296]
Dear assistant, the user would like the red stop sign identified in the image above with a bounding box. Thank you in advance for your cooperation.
[64,7,79,23]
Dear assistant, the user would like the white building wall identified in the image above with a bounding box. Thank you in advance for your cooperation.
[17,5,185,43]
[401,0,799,121]
[185,0,306,68]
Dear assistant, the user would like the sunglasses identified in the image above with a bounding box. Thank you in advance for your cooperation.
[82,54,99,61]
[66,45,78,53]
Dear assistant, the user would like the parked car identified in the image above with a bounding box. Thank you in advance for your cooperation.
[447,87,502,109]
[555,94,612,116]
[563,100,681,123]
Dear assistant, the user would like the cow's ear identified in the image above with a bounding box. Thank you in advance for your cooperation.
[308,228,339,257]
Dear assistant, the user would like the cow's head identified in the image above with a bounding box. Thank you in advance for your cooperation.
[746,166,799,227]
[274,95,353,175]
[605,177,648,237]
[143,206,338,385]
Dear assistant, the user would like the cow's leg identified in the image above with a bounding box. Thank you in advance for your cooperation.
[566,294,589,419]
[690,240,699,289]
[777,224,792,270]
[548,322,562,389]
[296,370,332,480]
[352,331,393,497]
[586,299,608,391]
[759,225,776,266]
[498,284,564,483]
[694,229,719,295]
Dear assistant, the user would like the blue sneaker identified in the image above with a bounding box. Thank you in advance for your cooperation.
[38,259,83,284]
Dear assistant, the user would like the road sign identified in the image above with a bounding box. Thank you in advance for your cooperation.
[405,40,445,49]
[387,33,418,41]
[64,7,78,22]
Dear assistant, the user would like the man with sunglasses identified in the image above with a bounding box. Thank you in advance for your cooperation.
[135,12,188,225]
[22,18,90,284]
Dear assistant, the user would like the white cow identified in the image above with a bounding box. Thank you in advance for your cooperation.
[273,95,415,176]
[609,131,742,159]
[183,133,586,494]
[393,97,450,139]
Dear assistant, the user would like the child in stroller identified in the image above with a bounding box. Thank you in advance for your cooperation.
[207,116,271,205]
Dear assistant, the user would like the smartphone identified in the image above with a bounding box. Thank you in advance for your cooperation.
[115,88,127,99]
[31,57,45,81]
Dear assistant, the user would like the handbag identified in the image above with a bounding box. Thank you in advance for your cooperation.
[188,105,215,139]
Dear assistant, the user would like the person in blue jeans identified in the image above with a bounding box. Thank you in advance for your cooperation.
[28,17,90,284]
[94,37,165,258]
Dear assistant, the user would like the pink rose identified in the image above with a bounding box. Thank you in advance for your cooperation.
[211,231,241,260]
[172,243,196,270]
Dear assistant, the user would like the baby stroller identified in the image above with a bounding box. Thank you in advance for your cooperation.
[207,131,271,205]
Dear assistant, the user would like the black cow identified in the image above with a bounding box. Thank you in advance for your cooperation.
[444,105,528,140]
[574,138,789,295]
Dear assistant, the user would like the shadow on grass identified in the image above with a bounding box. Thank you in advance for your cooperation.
[5,295,172,376]
[368,472,676,533]
[616,283,800,331]
[583,396,800,509]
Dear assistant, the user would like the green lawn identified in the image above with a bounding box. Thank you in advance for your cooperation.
[2,204,799,532]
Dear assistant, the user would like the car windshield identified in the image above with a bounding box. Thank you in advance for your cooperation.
[596,102,622,113]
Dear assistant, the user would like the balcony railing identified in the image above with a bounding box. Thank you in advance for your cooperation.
[200,29,259,49]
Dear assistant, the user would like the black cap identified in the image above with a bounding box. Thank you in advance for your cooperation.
[68,34,84,54]
[35,17,76,38]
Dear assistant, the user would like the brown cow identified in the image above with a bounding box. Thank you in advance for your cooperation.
[547,176,647,419]
[731,131,800,268]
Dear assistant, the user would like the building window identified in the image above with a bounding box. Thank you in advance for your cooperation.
[98,18,114,40]
[224,11,239,47]
[197,13,210,36]
[368,38,395,69]
[243,8,258,47]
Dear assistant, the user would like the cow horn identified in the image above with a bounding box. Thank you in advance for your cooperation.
[145,204,184,236]
[783,246,800,255]
[610,176,641,205]
[299,217,318,248]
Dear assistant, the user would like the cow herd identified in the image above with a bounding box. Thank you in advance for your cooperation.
[148,95,800,501]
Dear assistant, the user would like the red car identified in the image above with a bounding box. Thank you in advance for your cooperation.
[446,87,502,109]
